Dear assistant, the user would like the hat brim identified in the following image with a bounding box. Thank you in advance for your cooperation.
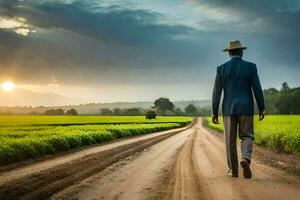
[222,47,247,52]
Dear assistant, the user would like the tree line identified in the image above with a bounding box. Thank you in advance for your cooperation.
[98,97,210,117]
[21,82,300,116]
[262,82,300,114]
[97,82,300,116]
[31,108,79,116]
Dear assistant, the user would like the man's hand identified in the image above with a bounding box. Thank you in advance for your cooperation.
[212,114,220,124]
[259,111,265,121]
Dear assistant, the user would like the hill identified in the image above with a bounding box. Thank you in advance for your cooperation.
[0,89,73,107]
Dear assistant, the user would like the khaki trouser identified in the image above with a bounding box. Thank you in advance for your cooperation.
[223,116,254,174]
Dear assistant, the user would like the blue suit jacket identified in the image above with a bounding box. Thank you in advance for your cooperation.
[212,57,265,116]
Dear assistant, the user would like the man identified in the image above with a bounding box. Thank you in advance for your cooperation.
[212,40,265,179]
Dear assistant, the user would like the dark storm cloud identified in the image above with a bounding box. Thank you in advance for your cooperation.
[188,0,300,71]
[0,27,216,85]
[0,0,194,45]
[191,0,300,35]
[0,29,80,84]
[0,0,208,85]
[0,0,299,91]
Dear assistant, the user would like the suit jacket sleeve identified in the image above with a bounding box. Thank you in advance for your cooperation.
[212,67,222,115]
[251,65,265,112]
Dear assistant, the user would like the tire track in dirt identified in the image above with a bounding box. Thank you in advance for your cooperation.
[1,118,300,200]
[167,118,300,200]
[0,126,189,200]
[51,128,194,200]
[166,129,211,200]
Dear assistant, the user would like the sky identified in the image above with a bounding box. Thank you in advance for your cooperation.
[0,0,299,104]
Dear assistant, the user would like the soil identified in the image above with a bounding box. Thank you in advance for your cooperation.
[0,126,188,200]
[0,118,299,200]
[165,118,300,200]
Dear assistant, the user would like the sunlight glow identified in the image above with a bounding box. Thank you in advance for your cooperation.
[0,17,33,36]
[2,81,15,92]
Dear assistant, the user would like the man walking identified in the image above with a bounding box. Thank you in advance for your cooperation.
[212,40,265,179]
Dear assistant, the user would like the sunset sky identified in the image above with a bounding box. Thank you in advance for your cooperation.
[0,0,299,105]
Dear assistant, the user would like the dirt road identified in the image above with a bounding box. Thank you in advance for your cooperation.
[168,118,300,200]
[0,126,189,200]
[51,127,193,200]
[0,118,299,200]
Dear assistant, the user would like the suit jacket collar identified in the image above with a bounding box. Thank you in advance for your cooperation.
[230,56,242,61]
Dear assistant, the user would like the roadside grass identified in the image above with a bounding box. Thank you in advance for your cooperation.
[0,116,193,166]
[0,116,192,126]
[204,115,300,155]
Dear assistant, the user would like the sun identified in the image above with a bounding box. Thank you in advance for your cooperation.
[2,81,15,92]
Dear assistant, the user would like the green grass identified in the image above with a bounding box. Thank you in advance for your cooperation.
[205,115,300,154]
[0,116,192,126]
[0,116,193,166]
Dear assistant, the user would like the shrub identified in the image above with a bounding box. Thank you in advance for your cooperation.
[146,110,157,120]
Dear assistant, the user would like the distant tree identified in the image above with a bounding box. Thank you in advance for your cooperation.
[276,87,300,114]
[174,107,184,116]
[198,106,211,116]
[66,108,78,115]
[146,110,157,119]
[153,97,175,115]
[100,108,113,115]
[263,88,280,114]
[113,108,123,116]
[184,104,198,116]
[281,82,291,92]
[164,110,176,116]
[290,89,300,114]
[29,111,38,115]
[44,108,64,115]
[123,108,142,116]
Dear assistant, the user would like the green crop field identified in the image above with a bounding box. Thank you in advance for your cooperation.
[0,116,193,166]
[0,116,192,126]
[205,115,300,154]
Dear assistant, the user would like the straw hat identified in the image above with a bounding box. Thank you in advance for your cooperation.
[223,40,247,52]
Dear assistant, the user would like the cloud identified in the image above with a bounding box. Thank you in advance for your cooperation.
[0,27,217,86]
[0,0,299,102]
[0,0,195,45]
[0,16,33,36]
[0,0,209,85]
[189,0,300,35]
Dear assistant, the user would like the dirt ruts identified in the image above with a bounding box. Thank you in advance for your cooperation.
[0,119,300,200]
[0,126,188,200]
[51,128,193,200]
[166,118,300,200]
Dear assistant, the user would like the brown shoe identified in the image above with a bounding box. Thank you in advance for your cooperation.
[241,159,252,179]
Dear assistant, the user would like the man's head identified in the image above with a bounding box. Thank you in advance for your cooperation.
[223,40,246,58]
[229,49,243,57]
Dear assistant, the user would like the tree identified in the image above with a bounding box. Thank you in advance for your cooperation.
[123,108,142,116]
[44,108,64,115]
[146,110,157,119]
[290,89,300,114]
[153,97,175,115]
[174,107,184,116]
[276,87,300,114]
[281,82,290,92]
[113,108,123,116]
[66,108,78,115]
[198,106,211,116]
[29,111,38,115]
[184,104,198,116]
[263,88,280,114]
[164,110,176,116]
[100,108,113,115]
